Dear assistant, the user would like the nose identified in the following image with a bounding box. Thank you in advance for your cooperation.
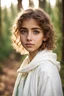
[26,32,32,41]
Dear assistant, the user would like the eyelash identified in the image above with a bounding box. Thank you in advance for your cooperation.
[20,29,40,35]
[33,30,40,34]
[20,29,27,34]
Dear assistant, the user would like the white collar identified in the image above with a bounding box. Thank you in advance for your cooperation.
[17,49,60,73]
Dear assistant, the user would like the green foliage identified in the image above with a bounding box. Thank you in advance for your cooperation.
[45,0,62,61]
[60,64,64,94]
[53,1,62,61]
[0,4,18,61]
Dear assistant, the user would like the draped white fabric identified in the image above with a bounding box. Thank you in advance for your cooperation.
[12,49,63,96]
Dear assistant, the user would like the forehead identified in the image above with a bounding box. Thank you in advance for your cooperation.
[21,18,40,27]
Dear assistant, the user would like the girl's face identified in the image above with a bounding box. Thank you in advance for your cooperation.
[20,18,46,54]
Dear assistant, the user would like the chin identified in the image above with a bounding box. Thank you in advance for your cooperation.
[27,50,34,53]
[26,49,35,53]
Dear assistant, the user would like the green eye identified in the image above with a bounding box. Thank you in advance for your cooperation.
[33,30,40,34]
[20,29,27,34]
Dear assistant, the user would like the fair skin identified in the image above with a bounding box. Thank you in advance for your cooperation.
[20,18,46,62]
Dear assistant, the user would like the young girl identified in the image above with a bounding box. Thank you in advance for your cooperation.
[11,8,63,96]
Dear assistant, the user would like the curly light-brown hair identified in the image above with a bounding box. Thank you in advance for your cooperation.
[11,8,56,54]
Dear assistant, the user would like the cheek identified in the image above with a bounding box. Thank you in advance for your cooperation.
[20,35,25,44]
[20,38,25,47]
[38,39,43,46]
[36,36,43,43]
[20,35,25,40]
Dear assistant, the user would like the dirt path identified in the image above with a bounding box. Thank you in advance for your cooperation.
[0,59,21,96]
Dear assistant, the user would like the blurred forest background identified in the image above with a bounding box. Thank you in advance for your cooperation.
[0,0,64,96]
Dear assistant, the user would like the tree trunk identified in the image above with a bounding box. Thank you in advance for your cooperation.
[39,0,46,10]
[62,0,64,63]
[29,0,34,7]
[17,0,22,11]
[0,0,1,39]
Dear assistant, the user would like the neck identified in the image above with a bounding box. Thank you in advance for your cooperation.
[29,50,39,62]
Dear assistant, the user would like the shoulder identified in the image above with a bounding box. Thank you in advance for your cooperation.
[37,61,63,96]
[38,60,60,79]
[39,60,57,71]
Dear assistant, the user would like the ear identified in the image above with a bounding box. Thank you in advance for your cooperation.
[43,37,47,41]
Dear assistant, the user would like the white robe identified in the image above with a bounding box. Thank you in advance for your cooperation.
[12,49,63,96]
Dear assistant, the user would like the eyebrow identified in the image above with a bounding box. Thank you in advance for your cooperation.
[20,27,41,30]
[20,27,27,30]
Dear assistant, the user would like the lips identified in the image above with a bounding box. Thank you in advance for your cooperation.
[26,43,34,47]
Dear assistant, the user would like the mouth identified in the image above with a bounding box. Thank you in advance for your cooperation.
[26,43,34,47]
